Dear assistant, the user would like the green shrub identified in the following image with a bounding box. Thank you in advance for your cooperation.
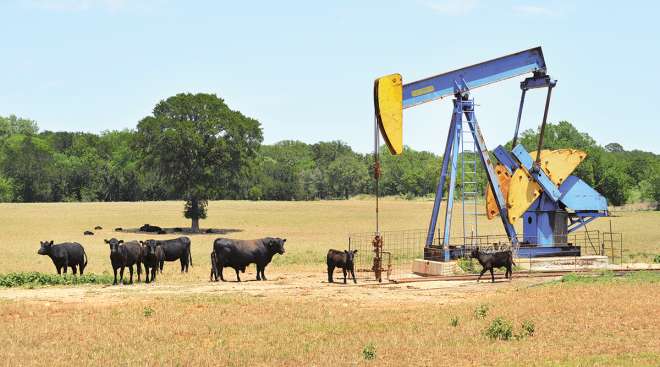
[362,343,376,361]
[0,272,113,287]
[654,255,660,264]
[484,317,513,341]
[474,304,489,319]
[521,320,535,337]
[450,316,459,327]
[143,306,155,317]
[457,258,480,273]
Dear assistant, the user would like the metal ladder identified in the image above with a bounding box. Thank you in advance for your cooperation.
[461,102,480,248]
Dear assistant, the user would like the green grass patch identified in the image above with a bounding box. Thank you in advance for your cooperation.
[557,270,660,285]
[0,272,114,287]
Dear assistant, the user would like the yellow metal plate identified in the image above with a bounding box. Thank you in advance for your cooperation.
[506,149,587,223]
[374,74,403,155]
[485,163,511,219]
[530,149,587,186]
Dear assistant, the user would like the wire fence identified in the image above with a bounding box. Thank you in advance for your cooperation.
[348,229,624,282]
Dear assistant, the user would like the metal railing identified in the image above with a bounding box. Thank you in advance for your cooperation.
[348,229,624,282]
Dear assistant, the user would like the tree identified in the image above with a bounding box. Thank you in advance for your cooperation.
[604,142,624,153]
[1,135,54,202]
[326,155,368,199]
[135,93,262,231]
[652,174,660,211]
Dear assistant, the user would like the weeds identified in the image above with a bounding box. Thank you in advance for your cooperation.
[457,258,479,273]
[0,272,113,287]
[484,317,513,340]
[450,316,459,327]
[520,320,535,337]
[654,254,660,264]
[362,343,376,361]
[474,304,489,319]
[143,306,155,317]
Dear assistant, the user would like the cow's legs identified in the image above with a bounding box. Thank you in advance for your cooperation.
[144,266,150,283]
[62,262,68,274]
[327,265,335,283]
[180,258,185,273]
[490,268,495,283]
[219,266,225,282]
[256,265,262,281]
[119,266,125,285]
[136,263,142,283]
[56,265,62,275]
[128,265,134,284]
[151,266,157,282]
[235,268,241,282]
[79,263,85,276]
[113,267,118,285]
[261,267,267,281]
[159,260,164,274]
[71,265,77,275]
[350,267,357,284]
[343,268,347,284]
[477,268,487,282]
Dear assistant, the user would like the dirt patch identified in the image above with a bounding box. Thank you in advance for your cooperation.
[0,271,555,306]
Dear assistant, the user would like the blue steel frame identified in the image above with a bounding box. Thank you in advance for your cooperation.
[425,97,518,261]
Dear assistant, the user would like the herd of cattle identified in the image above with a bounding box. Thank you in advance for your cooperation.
[36,236,514,285]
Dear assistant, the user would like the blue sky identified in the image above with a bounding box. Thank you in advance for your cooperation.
[1,0,659,154]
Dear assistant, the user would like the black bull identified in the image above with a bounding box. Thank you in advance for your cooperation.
[211,237,286,282]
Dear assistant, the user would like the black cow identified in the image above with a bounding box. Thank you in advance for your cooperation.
[84,231,94,236]
[150,237,192,273]
[140,240,165,283]
[139,224,162,233]
[37,241,87,275]
[327,249,358,284]
[94,226,103,230]
[470,247,514,283]
[114,227,123,232]
[212,237,286,282]
[105,238,143,285]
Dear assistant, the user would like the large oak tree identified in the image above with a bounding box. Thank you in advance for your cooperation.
[135,93,262,231]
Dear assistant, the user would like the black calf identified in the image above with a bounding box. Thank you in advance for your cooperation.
[470,247,514,283]
[327,249,358,284]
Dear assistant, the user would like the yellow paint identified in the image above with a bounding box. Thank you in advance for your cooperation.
[374,74,403,155]
[485,163,511,219]
[505,149,587,223]
[411,85,435,97]
[530,149,587,186]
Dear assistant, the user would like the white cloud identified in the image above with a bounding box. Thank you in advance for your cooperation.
[427,0,479,16]
[512,4,556,16]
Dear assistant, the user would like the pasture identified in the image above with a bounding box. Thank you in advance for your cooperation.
[0,199,659,366]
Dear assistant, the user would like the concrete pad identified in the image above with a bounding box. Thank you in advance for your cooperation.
[412,259,457,276]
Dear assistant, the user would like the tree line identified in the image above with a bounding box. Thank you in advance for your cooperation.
[1,94,659,211]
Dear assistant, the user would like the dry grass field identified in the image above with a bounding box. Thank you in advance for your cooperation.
[0,199,659,366]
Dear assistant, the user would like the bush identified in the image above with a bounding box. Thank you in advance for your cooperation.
[457,258,479,273]
[484,317,513,341]
[450,316,459,327]
[0,272,113,287]
[143,306,155,317]
[521,320,535,337]
[362,343,376,361]
[654,255,660,264]
[474,304,489,319]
